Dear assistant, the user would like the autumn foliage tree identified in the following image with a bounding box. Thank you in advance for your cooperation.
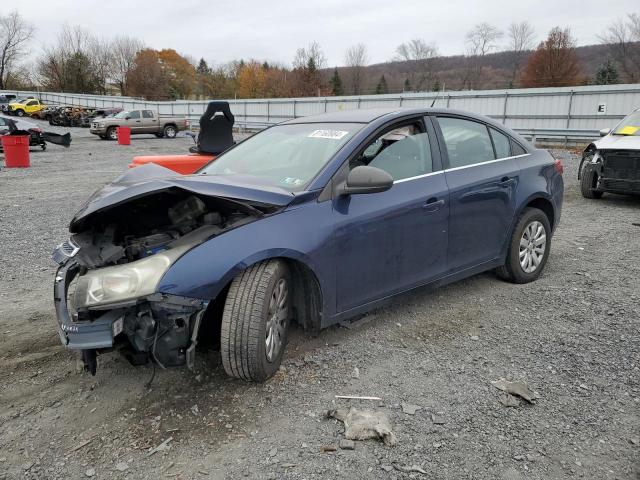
[126,49,169,100]
[158,49,197,99]
[520,27,582,87]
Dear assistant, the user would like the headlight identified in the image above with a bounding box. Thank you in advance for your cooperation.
[74,246,189,308]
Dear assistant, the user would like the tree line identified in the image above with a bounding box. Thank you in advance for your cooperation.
[1,11,639,100]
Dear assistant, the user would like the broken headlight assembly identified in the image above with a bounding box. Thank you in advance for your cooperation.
[74,245,189,309]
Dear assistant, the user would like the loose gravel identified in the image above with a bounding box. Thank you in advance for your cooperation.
[0,123,638,480]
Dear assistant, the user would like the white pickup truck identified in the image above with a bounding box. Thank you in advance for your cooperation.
[89,109,188,140]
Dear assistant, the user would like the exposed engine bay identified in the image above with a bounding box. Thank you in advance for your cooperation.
[53,189,266,374]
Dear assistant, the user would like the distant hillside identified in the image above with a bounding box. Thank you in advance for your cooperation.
[324,43,622,94]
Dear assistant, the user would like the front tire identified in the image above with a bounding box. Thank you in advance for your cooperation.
[106,127,118,141]
[496,208,551,284]
[580,166,603,199]
[221,260,291,382]
[15,109,24,117]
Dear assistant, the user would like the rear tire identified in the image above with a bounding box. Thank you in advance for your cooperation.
[580,166,603,199]
[221,260,291,382]
[496,207,551,284]
[163,125,177,138]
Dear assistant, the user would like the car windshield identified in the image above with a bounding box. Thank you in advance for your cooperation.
[613,111,640,136]
[16,97,31,103]
[114,111,130,119]
[200,123,362,191]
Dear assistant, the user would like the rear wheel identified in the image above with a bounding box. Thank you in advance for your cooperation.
[163,125,177,138]
[580,165,603,199]
[221,260,291,382]
[496,208,551,284]
[106,127,117,141]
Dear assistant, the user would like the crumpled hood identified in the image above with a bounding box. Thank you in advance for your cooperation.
[70,163,295,231]
[595,134,640,151]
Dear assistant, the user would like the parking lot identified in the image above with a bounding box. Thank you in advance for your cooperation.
[0,121,639,479]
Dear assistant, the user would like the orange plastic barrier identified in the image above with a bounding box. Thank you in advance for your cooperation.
[128,154,216,175]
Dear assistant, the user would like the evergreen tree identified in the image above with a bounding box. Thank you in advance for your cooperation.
[330,67,344,96]
[403,78,412,92]
[595,60,619,85]
[375,75,388,94]
[432,79,441,92]
[196,58,210,75]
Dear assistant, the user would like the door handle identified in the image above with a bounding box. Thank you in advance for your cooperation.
[499,176,515,187]
[422,198,445,212]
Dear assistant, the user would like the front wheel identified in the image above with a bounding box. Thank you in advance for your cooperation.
[15,109,24,117]
[496,208,551,284]
[106,127,117,141]
[221,260,291,382]
[580,166,604,199]
[163,125,177,138]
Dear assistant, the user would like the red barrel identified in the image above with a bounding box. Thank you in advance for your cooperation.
[1,135,30,168]
[117,127,131,145]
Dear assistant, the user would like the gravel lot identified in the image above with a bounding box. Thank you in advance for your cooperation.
[0,122,638,480]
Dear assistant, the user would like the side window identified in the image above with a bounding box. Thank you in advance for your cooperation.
[437,117,495,168]
[142,110,154,119]
[490,127,511,159]
[511,140,527,156]
[351,123,433,181]
[27,101,37,106]
[129,111,141,119]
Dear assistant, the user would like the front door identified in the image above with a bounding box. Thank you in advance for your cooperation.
[127,110,143,133]
[333,118,449,313]
[434,116,520,271]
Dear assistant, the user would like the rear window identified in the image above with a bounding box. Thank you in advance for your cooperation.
[511,140,527,156]
[437,117,495,168]
[489,127,511,159]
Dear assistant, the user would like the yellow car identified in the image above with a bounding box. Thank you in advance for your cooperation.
[8,97,45,117]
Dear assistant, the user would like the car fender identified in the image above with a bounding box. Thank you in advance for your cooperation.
[158,201,335,314]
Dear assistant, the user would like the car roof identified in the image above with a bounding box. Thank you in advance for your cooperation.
[281,107,507,126]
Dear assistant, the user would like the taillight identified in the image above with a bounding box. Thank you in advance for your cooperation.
[554,159,564,175]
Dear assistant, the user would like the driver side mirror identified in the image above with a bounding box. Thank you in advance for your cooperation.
[599,128,610,137]
[125,116,131,120]
[338,166,393,196]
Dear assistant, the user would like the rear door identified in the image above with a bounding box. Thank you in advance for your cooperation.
[142,110,158,132]
[333,117,449,312]
[434,115,520,271]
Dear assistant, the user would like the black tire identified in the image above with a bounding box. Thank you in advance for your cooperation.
[106,127,118,141]
[496,207,552,284]
[221,260,291,382]
[41,144,46,151]
[163,125,177,138]
[580,166,603,199]
[98,134,107,140]
[154,132,164,138]
[15,109,24,117]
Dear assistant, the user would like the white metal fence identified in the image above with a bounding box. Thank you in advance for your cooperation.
[3,84,640,134]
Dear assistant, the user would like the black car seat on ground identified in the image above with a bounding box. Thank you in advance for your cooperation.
[189,101,235,155]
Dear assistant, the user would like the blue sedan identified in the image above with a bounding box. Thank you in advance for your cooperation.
[53,108,564,380]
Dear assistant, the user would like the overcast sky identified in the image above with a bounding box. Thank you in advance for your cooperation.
[13,0,639,67]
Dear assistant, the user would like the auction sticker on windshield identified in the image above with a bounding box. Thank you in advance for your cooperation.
[308,129,349,140]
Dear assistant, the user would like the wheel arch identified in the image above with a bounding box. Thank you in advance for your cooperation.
[200,250,324,335]
[522,195,556,231]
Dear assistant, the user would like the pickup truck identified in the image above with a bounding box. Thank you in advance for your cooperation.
[7,97,45,117]
[89,109,188,140]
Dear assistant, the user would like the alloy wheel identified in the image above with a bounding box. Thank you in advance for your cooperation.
[265,278,288,362]
[519,220,546,274]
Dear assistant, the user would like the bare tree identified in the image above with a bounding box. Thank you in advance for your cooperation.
[344,43,368,94]
[0,11,34,90]
[507,21,535,86]
[394,39,438,62]
[110,35,144,96]
[465,22,503,89]
[292,41,326,96]
[599,14,640,82]
[394,39,439,91]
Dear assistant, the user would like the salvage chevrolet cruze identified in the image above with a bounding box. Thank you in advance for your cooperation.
[53,108,564,381]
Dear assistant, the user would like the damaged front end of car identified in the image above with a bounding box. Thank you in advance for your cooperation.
[52,165,281,375]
